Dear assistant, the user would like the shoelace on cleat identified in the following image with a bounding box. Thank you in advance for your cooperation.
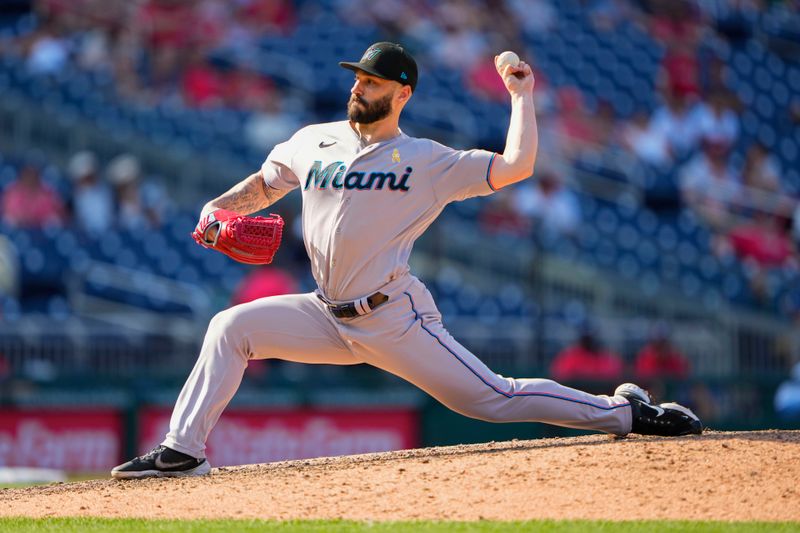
[138,445,166,462]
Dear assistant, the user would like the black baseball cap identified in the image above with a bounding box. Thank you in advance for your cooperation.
[339,42,418,92]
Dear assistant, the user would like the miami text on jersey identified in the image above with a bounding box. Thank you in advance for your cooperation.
[304,161,413,191]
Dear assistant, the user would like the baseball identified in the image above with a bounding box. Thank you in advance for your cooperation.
[496,50,520,71]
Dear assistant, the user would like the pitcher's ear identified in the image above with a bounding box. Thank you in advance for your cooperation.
[397,85,412,104]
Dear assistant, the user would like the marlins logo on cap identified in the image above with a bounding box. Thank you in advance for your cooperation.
[339,42,418,92]
[363,47,382,61]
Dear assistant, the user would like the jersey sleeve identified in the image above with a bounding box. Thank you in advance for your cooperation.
[426,140,498,204]
[259,131,303,192]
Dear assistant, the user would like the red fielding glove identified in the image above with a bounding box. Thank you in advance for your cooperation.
[192,209,284,265]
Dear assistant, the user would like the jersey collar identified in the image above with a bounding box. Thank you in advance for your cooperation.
[347,120,405,149]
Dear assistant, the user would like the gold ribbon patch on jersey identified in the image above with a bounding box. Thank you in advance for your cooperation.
[392,149,401,163]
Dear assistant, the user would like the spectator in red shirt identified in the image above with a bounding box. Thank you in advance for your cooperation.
[550,325,623,382]
[135,0,195,50]
[648,0,701,48]
[224,67,274,110]
[727,212,795,307]
[238,0,296,36]
[728,212,793,268]
[134,0,198,96]
[1,161,66,228]
[659,41,700,100]
[182,52,223,108]
[634,323,690,381]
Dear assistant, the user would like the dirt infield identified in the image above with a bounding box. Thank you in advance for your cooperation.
[2,430,798,522]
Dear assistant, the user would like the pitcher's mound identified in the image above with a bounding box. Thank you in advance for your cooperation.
[2,430,798,522]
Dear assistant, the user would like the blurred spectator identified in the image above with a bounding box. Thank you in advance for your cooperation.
[647,0,701,47]
[225,67,274,110]
[0,161,66,228]
[478,190,529,237]
[111,23,147,101]
[742,142,782,195]
[589,101,623,150]
[181,51,224,108]
[74,25,113,72]
[512,163,581,238]
[107,154,166,230]
[774,362,800,422]
[481,1,527,53]
[192,0,235,51]
[430,2,488,71]
[231,266,300,306]
[238,0,296,36]
[727,212,794,307]
[133,0,198,97]
[67,151,114,237]
[699,54,740,110]
[679,134,742,232]
[507,0,555,36]
[550,324,623,382]
[741,143,795,225]
[244,92,303,151]
[555,87,601,158]
[134,0,196,51]
[24,18,69,75]
[69,0,127,73]
[727,212,793,269]
[659,41,700,100]
[690,91,739,147]
[634,322,690,382]
[587,0,634,32]
[620,109,671,167]
[504,0,558,35]
[333,0,410,33]
[650,92,701,158]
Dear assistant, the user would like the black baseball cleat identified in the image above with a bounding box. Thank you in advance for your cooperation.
[615,382,703,437]
[111,445,211,479]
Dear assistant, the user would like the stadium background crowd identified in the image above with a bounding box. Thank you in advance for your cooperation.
[0,0,799,472]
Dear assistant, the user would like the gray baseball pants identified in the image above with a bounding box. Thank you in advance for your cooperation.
[163,275,632,458]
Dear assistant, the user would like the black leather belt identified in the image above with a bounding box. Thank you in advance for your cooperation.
[317,291,389,318]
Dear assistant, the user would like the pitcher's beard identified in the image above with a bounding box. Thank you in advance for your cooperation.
[347,93,393,124]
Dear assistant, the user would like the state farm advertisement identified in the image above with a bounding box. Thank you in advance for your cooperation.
[0,410,122,471]
[139,408,418,467]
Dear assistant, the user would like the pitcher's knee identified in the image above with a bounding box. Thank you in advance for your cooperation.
[204,308,249,360]
[208,307,236,334]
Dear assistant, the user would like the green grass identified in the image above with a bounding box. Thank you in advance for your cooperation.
[0,518,798,532]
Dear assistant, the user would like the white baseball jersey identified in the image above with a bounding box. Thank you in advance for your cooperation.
[162,120,633,461]
[260,120,497,301]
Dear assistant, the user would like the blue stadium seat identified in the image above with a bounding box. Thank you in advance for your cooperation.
[635,240,659,268]
[456,284,482,316]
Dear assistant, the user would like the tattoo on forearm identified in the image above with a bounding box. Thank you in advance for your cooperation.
[260,176,288,207]
[210,173,285,215]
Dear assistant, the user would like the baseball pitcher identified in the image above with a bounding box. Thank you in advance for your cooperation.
[112,42,701,479]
